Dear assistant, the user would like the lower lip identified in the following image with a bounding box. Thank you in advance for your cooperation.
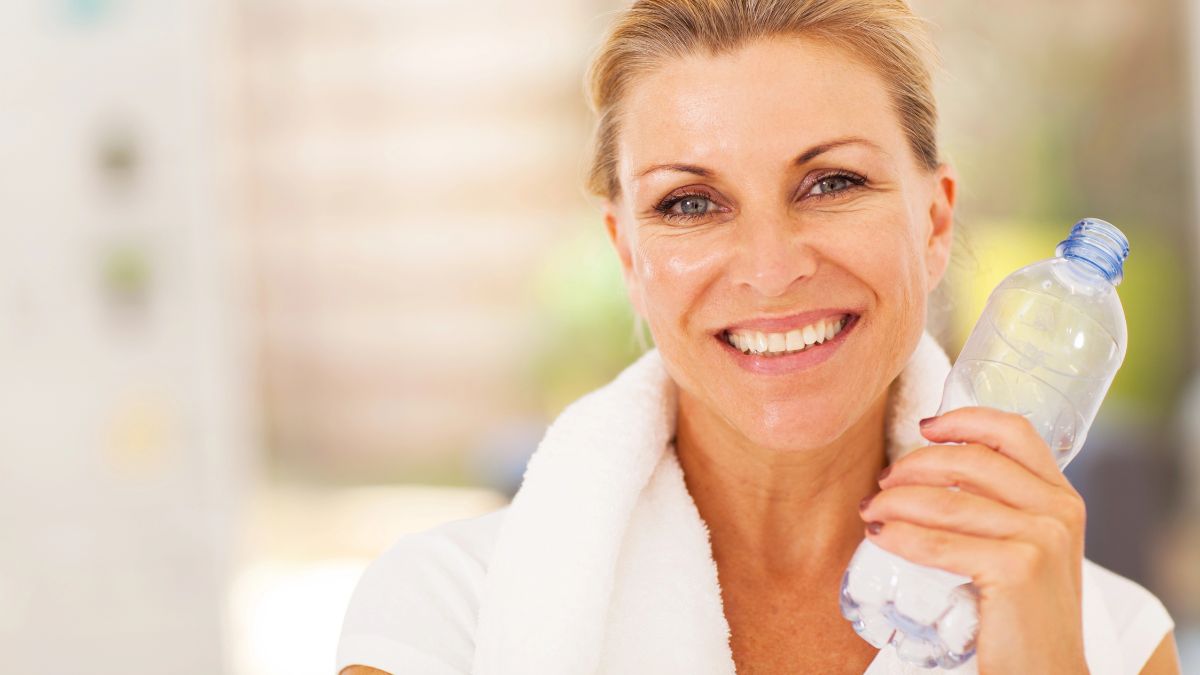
[716,315,860,375]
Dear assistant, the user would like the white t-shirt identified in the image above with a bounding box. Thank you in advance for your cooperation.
[336,506,1175,674]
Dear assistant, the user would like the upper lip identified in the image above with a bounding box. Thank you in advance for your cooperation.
[720,309,860,334]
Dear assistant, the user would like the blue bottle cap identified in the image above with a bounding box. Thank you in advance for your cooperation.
[1054,218,1130,286]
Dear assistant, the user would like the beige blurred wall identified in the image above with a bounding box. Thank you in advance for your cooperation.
[240,0,618,480]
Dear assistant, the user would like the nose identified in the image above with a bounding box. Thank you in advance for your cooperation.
[728,212,817,298]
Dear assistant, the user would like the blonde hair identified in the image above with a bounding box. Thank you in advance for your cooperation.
[583,0,941,201]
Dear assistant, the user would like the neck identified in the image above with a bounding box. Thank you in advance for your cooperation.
[674,383,892,582]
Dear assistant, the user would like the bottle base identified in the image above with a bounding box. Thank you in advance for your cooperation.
[840,541,979,669]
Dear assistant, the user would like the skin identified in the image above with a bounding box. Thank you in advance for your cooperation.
[340,33,1181,675]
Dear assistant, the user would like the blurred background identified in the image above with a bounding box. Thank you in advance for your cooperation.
[1,0,1197,673]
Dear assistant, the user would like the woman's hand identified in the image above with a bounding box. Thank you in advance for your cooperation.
[857,406,1090,674]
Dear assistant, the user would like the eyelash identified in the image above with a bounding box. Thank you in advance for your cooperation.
[651,170,868,224]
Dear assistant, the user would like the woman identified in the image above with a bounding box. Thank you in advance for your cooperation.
[337,1,1180,673]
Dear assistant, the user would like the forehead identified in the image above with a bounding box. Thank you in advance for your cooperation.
[617,36,905,182]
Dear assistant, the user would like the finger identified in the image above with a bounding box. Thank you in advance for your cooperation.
[860,484,1047,541]
[919,407,1067,488]
[864,519,1048,589]
[880,443,1072,515]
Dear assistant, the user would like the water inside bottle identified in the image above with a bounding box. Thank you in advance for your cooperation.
[942,359,1082,467]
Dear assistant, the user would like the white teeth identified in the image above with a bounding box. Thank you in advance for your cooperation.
[802,324,817,345]
[768,332,786,352]
[725,315,850,356]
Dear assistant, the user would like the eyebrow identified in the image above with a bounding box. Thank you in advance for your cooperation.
[634,136,882,180]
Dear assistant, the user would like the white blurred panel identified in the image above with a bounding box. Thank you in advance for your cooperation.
[0,1,251,673]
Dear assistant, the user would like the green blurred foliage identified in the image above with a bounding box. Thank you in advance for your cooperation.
[529,221,650,417]
[924,0,1194,420]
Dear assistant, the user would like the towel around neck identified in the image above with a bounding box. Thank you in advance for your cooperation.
[469,329,1124,675]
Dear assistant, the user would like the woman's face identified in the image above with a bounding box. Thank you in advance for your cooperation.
[604,36,956,452]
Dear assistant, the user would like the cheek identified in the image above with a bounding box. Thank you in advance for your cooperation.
[637,235,728,310]
[867,236,930,339]
[853,225,924,296]
[665,249,724,277]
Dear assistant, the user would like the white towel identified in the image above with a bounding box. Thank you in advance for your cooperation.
[470,330,1123,675]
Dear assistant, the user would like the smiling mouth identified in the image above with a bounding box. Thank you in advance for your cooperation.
[722,313,854,357]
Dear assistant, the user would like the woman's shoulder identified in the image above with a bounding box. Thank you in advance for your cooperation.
[1081,557,1175,671]
[383,504,509,569]
[336,505,510,675]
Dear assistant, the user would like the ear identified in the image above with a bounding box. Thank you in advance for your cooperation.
[603,199,647,319]
[924,162,957,292]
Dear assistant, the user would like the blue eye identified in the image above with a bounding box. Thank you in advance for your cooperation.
[653,193,718,223]
[810,173,861,196]
[676,196,713,215]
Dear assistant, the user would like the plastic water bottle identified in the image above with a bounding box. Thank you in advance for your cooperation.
[838,218,1130,669]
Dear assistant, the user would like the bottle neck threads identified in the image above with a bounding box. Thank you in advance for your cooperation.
[1055,218,1130,286]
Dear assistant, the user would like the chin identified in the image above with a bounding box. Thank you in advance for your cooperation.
[731,398,851,452]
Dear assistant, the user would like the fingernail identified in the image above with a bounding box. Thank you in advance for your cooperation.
[919,416,937,428]
[858,493,874,511]
[866,521,884,535]
[878,465,892,481]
